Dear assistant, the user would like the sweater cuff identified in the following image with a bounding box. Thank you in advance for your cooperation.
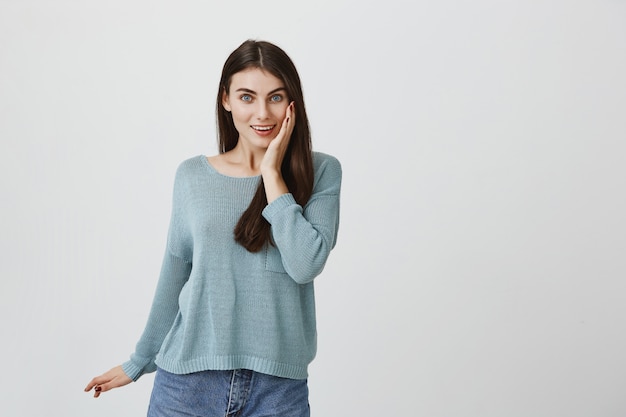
[122,360,144,382]
[262,193,297,222]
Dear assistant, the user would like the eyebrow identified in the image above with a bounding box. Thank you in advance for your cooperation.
[234,87,286,96]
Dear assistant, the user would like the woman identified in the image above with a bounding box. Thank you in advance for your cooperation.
[84,39,342,417]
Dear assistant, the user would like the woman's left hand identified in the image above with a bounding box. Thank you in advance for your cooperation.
[260,101,295,176]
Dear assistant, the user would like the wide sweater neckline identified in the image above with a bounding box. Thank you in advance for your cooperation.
[201,155,262,180]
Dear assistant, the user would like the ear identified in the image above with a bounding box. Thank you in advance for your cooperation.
[222,89,231,112]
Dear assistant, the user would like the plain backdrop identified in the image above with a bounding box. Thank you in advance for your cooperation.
[1,0,625,416]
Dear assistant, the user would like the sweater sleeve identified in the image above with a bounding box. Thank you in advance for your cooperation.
[262,153,342,284]
[122,163,193,381]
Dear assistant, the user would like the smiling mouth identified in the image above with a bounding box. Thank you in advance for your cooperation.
[251,125,275,131]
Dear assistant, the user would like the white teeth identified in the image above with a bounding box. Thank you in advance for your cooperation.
[252,125,273,131]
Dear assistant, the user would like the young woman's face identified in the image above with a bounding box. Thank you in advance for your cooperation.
[223,68,290,150]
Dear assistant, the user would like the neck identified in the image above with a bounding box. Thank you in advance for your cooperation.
[225,142,266,176]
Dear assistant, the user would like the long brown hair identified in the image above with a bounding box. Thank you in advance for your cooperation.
[216,40,314,252]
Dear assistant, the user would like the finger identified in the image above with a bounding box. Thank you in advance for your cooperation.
[85,372,115,392]
[97,373,132,392]
[285,103,294,128]
[84,377,102,392]
[283,102,294,125]
[278,108,294,140]
[273,114,291,145]
[93,380,114,398]
[289,101,296,127]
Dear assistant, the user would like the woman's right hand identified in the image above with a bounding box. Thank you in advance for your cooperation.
[84,365,132,398]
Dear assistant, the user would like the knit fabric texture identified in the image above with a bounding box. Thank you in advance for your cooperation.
[122,152,341,381]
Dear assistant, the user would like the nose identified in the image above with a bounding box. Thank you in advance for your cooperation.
[256,101,269,120]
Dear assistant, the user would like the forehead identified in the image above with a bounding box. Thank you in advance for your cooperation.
[229,68,285,93]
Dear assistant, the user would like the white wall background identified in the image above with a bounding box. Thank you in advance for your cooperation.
[1,0,625,415]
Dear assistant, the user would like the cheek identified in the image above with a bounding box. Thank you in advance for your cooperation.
[230,105,251,122]
[274,104,288,119]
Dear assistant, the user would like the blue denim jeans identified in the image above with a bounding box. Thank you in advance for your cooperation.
[147,367,310,417]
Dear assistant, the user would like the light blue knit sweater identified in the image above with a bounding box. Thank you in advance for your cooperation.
[122,152,341,381]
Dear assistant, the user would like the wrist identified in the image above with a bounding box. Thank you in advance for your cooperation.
[261,167,282,182]
[262,171,289,203]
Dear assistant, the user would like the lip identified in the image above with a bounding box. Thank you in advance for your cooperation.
[251,124,276,137]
